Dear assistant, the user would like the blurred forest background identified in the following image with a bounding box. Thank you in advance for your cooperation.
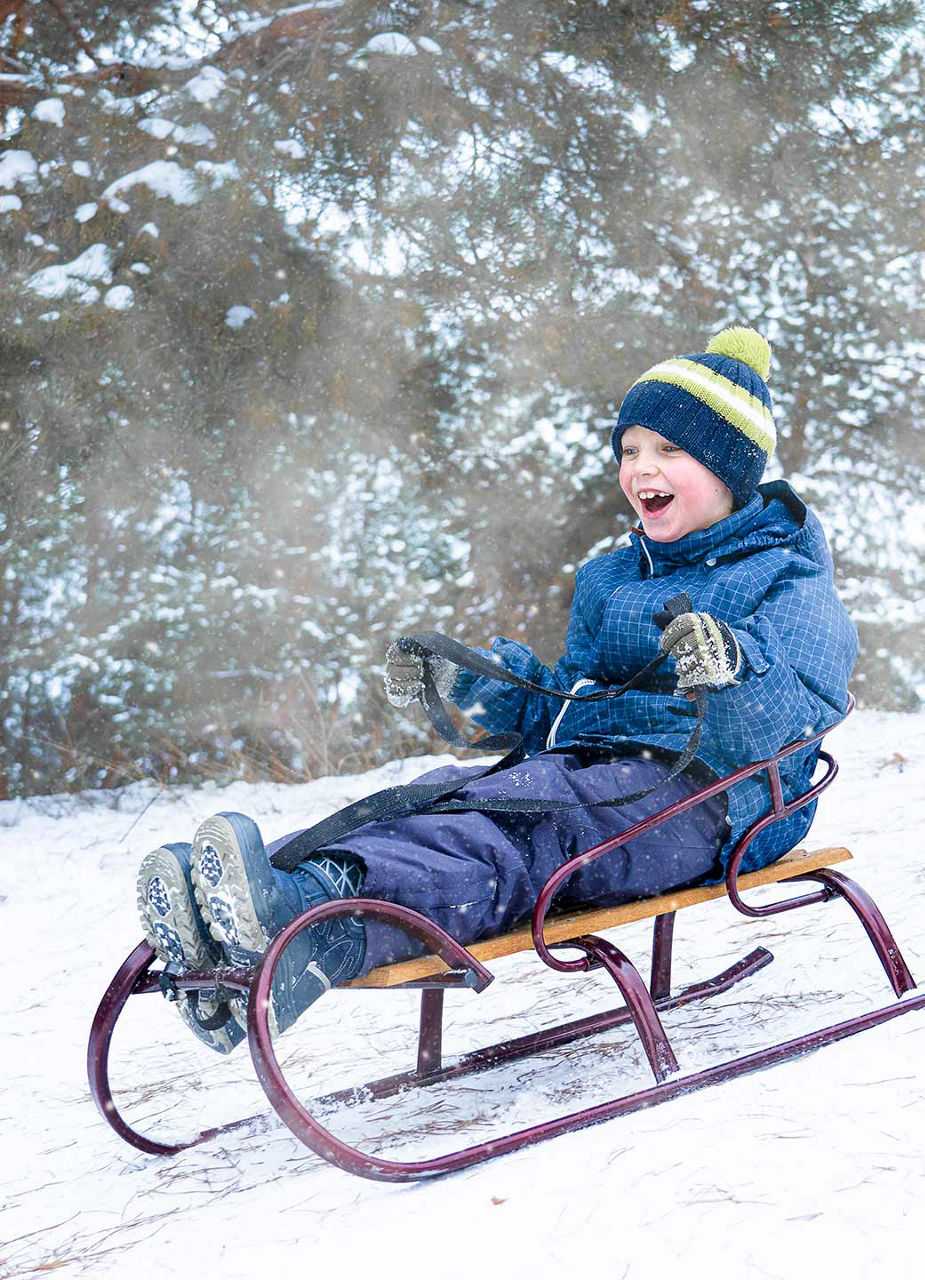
[1,0,923,800]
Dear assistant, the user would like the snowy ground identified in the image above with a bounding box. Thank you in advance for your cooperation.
[2,709,924,1279]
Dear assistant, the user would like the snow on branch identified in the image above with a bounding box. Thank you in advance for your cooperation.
[0,1,346,106]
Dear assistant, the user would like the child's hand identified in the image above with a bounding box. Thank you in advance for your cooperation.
[384,643,460,707]
[659,611,742,693]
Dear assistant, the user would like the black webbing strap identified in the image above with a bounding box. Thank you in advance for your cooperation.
[157,974,236,1031]
[271,593,703,872]
[187,990,235,1031]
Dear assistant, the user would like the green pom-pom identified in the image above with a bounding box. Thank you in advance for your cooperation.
[705,326,771,380]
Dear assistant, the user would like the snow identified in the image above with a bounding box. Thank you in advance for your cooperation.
[25,243,114,303]
[0,193,22,212]
[173,123,216,147]
[102,160,200,207]
[274,139,307,159]
[33,97,65,127]
[1,709,923,1278]
[225,304,257,328]
[194,158,239,188]
[185,66,227,104]
[139,118,216,147]
[74,202,98,223]
[279,0,344,12]
[358,33,418,57]
[0,148,37,189]
[138,116,175,140]
[104,285,135,310]
[628,102,654,136]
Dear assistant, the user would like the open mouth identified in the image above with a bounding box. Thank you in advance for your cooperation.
[638,489,674,516]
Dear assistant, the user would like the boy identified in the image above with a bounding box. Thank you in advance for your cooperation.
[137,326,857,1053]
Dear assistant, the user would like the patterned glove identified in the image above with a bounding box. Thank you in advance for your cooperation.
[384,642,461,708]
[659,611,742,693]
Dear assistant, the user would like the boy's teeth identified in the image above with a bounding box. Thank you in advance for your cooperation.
[640,490,674,514]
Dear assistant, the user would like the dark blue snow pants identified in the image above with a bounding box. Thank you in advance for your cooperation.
[267,749,728,979]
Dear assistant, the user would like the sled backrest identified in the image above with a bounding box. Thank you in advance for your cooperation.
[346,844,852,989]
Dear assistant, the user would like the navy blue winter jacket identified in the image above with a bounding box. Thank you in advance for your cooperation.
[451,482,858,876]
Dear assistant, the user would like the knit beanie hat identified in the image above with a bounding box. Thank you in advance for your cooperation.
[611,326,776,508]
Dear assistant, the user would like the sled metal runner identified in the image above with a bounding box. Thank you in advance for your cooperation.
[89,710,925,1182]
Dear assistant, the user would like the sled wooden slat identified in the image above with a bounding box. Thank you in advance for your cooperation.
[346,846,853,988]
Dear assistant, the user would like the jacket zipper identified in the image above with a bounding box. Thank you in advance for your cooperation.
[546,677,596,750]
[639,536,654,575]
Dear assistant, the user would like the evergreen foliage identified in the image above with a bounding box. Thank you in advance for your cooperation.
[1,0,923,797]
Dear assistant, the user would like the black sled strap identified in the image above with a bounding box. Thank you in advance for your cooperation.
[271,593,703,871]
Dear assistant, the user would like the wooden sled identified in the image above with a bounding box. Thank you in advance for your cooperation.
[89,706,924,1181]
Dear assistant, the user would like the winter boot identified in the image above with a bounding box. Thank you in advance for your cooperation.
[137,843,247,1055]
[191,813,365,1035]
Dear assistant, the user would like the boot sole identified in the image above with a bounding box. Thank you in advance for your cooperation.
[191,815,272,962]
[191,815,289,1036]
[137,845,247,1053]
[137,846,217,971]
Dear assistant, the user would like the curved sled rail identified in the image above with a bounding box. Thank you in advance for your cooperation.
[87,942,257,1156]
[88,902,491,1159]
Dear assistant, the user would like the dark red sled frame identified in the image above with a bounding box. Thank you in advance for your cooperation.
[89,696,925,1181]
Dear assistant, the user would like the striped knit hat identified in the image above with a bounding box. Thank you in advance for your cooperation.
[611,326,776,508]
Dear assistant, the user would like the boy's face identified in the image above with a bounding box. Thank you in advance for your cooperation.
[618,425,735,542]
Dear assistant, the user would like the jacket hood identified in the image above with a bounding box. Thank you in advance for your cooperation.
[632,480,832,576]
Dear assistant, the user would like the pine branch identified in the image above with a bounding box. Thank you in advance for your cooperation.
[47,0,104,68]
[0,1,346,107]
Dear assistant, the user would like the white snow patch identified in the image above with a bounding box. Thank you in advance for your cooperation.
[25,242,114,302]
[71,159,92,177]
[194,159,240,188]
[102,160,199,207]
[274,139,307,159]
[185,66,227,103]
[140,221,159,237]
[174,123,216,147]
[74,201,98,223]
[139,118,216,146]
[279,0,343,10]
[32,97,65,127]
[359,32,418,57]
[138,116,175,140]
[225,304,257,328]
[0,149,37,189]
[103,285,135,310]
[628,102,653,136]
[130,261,151,275]
[0,193,22,213]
